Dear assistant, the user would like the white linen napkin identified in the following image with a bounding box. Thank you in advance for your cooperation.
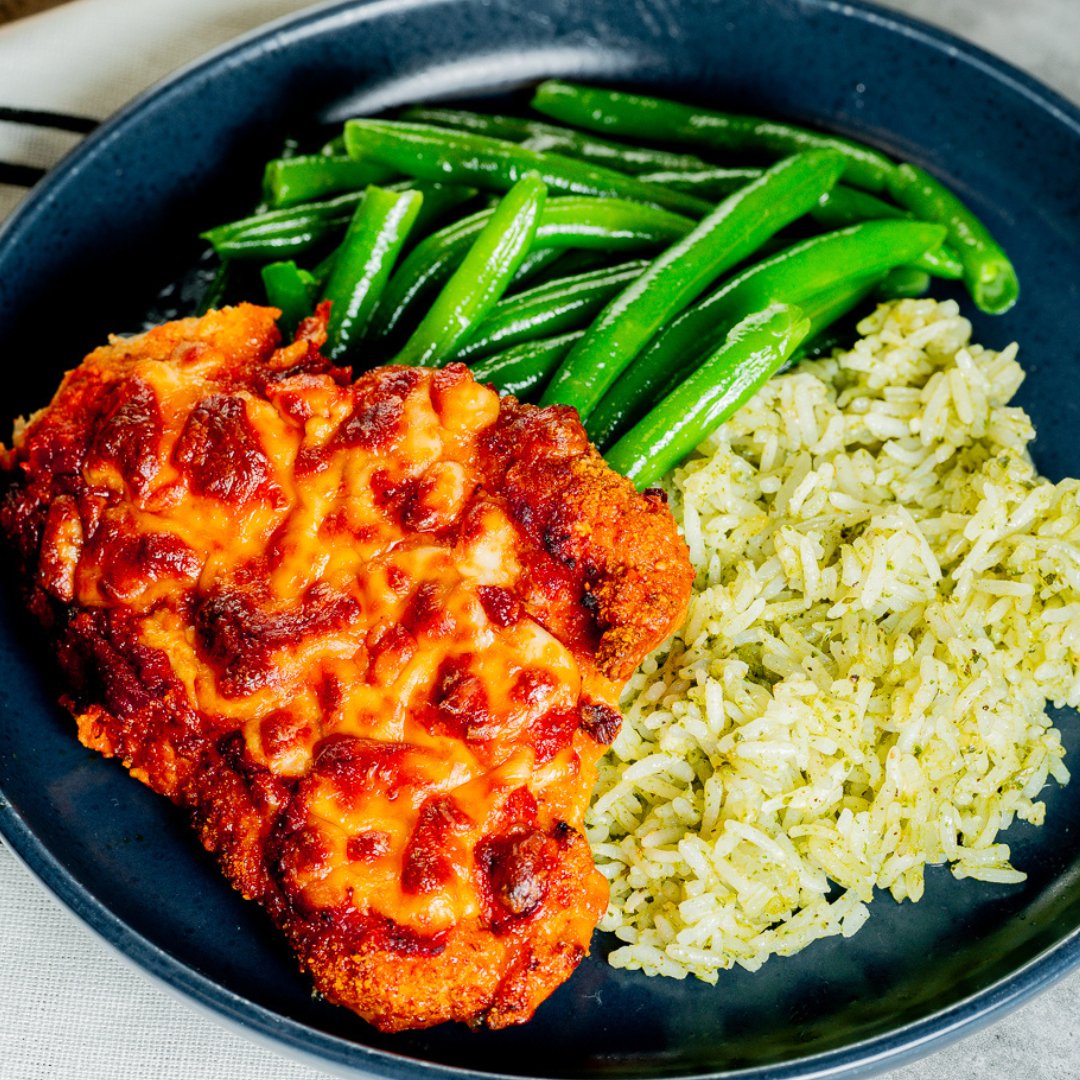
[0,1,1078,1078]
[0,0,325,222]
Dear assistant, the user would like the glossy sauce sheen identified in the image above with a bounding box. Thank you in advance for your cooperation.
[0,304,693,1031]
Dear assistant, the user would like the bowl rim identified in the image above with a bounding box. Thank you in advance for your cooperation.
[2,1,1080,1077]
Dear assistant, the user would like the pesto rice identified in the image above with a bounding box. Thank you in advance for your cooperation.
[588,297,1079,981]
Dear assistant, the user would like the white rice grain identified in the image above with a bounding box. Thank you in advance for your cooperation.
[589,299,1077,983]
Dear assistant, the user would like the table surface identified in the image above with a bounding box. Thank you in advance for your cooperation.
[0,0,1078,1078]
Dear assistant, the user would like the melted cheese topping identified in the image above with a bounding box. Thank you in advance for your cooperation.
[37,307,612,935]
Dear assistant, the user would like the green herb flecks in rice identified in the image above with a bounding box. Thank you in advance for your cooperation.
[589,298,1077,982]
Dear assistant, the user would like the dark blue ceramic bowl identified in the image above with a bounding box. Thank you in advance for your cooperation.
[1,1,1079,1077]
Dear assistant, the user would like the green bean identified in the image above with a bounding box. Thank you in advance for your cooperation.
[532,80,897,193]
[812,201,963,278]
[647,166,910,229]
[454,260,647,361]
[606,304,811,488]
[800,275,881,337]
[311,249,338,290]
[518,249,613,283]
[393,175,547,367]
[407,182,478,236]
[508,247,566,288]
[320,134,346,156]
[314,184,467,288]
[261,261,318,335]
[792,274,880,356]
[322,186,424,359]
[814,192,962,282]
[401,106,712,175]
[202,181,471,262]
[810,186,904,227]
[468,330,584,398]
[809,188,961,278]
[517,132,706,175]
[202,191,366,258]
[650,166,959,276]
[586,219,948,447]
[263,155,398,208]
[397,107,540,142]
[638,166,762,199]
[910,243,963,280]
[765,184,959,279]
[653,218,945,364]
[541,149,847,416]
[650,164,960,278]
[887,162,1019,313]
[370,196,694,341]
[788,275,881,363]
[492,259,646,308]
[343,119,711,217]
[878,265,931,299]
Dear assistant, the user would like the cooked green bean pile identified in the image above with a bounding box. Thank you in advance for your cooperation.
[199,80,1018,487]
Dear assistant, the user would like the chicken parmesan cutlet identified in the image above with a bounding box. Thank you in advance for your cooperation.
[0,303,692,1031]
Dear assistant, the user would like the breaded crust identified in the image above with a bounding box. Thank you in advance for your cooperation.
[1,304,692,1031]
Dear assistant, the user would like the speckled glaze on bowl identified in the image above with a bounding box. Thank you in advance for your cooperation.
[1,1,1079,1077]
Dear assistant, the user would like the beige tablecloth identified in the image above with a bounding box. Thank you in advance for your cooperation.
[1,1,1079,1077]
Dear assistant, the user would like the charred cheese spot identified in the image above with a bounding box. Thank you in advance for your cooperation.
[85,376,163,499]
[511,667,558,705]
[79,513,200,606]
[477,585,523,628]
[347,830,391,862]
[257,708,314,776]
[402,581,457,639]
[313,734,412,808]
[332,366,425,456]
[400,461,471,533]
[402,794,473,895]
[37,494,83,602]
[194,581,363,698]
[173,393,279,503]
[277,822,337,902]
[427,653,491,741]
[367,623,417,686]
[526,707,581,766]
[579,699,622,746]
[430,364,500,436]
[476,828,554,931]
[263,370,351,427]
